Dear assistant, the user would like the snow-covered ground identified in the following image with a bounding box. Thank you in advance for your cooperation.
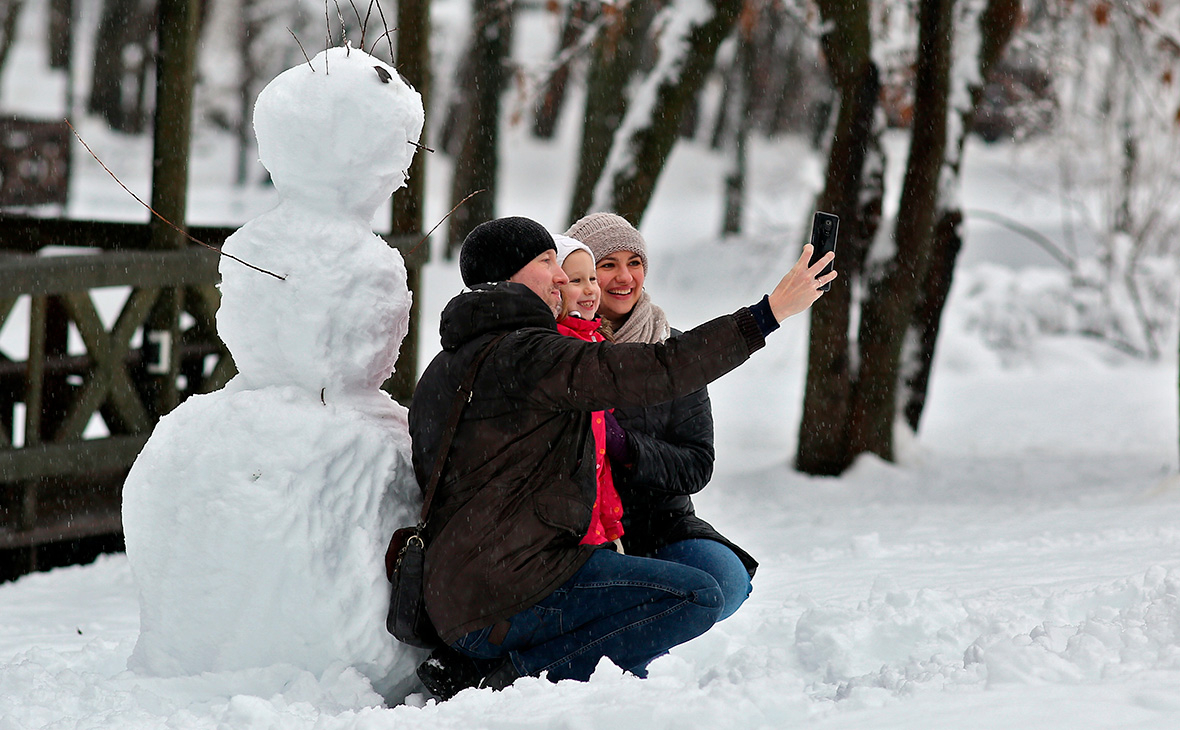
[4,142,1180,725]
[4,2,1180,727]
[4,253,1180,729]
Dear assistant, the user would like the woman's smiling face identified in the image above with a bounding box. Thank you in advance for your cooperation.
[595,251,645,325]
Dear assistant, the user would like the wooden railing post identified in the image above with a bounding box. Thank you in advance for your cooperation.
[20,296,49,573]
[24,295,46,448]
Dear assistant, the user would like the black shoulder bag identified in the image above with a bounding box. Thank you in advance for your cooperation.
[384,333,506,648]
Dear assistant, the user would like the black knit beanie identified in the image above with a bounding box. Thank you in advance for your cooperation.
[459,216,557,287]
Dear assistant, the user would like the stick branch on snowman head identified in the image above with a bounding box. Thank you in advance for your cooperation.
[64,121,287,282]
[288,28,316,72]
[367,0,397,62]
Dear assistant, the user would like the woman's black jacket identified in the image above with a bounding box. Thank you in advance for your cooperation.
[612,330,757,577]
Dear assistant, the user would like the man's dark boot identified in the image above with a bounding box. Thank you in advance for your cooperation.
[478,657,521,691]
[417,646,506,701]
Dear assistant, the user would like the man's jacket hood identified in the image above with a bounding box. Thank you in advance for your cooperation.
[439,282,556,352]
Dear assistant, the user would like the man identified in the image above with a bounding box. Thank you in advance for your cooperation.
[409,216,834,699]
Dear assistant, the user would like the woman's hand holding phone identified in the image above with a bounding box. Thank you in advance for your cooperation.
[767,212,839,323]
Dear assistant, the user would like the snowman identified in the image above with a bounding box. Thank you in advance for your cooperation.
[121,45,426,700]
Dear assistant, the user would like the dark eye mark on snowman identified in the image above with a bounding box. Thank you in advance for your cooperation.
[374,66,392,84]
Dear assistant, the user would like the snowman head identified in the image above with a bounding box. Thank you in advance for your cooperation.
[215,45,420,397]
[253,45,425,219]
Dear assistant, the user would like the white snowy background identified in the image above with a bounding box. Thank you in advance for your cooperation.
[3,1,1180,728]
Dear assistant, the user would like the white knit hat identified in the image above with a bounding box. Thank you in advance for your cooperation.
[552,234,595,267]
[564,212,649,272]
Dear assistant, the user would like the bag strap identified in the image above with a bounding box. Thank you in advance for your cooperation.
[418,332,508,523]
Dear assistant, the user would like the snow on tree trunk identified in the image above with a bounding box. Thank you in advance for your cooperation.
[795,0,886,476]
[846,0,957,462]
[567,1,653,225]
[718,7,757,237]
[900,0,1021,433]
[591,0,742,225]
[533,0,596,140]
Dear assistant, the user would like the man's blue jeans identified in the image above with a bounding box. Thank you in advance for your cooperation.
[650,539,752,621]
[451,549,723,682]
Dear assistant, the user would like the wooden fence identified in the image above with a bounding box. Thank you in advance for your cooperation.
[0,217,235,580]
[0,218,425,581]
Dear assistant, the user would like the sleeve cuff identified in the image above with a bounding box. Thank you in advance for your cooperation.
[733,306,767,354]
[749,294,780,339]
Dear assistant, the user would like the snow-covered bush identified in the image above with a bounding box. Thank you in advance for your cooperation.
[949,256,1180,363]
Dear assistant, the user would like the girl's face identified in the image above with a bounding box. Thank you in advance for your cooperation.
[558,250,600,320]
[595,251,645,325]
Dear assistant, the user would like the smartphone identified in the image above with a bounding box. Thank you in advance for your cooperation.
[808,211,839,291]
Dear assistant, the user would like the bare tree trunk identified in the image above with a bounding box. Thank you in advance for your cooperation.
[795,0,885,476]
[596,0,743,225]
[392,0,432,239]
[235,0,263,185]
[901,0,1021,432]
[902,209,961,431]
[144,0,199,418]
[386,0,432,406]
[48,0,70,70]
[533,0,596,139]
[567,1,652,225]
[89,0,157,133]
[438,40,475,156]
[89,0,131,126]
[445,0,514,257]
[720,4,756,236]
[845,0,956,461]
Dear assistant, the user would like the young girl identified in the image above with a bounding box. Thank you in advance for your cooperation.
[553,234,624,550]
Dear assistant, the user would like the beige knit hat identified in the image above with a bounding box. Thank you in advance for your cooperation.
[564,212,648,272]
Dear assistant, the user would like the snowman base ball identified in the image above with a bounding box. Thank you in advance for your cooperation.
[121,45,426,700]
[122,386,422,695]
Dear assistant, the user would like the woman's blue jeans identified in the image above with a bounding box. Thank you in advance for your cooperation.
[649,539,752,621]
[451,548,723,682]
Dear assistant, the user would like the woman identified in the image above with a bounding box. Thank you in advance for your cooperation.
[565,212,756,621]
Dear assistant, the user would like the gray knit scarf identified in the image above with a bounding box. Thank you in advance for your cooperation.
[612,291,671,344]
